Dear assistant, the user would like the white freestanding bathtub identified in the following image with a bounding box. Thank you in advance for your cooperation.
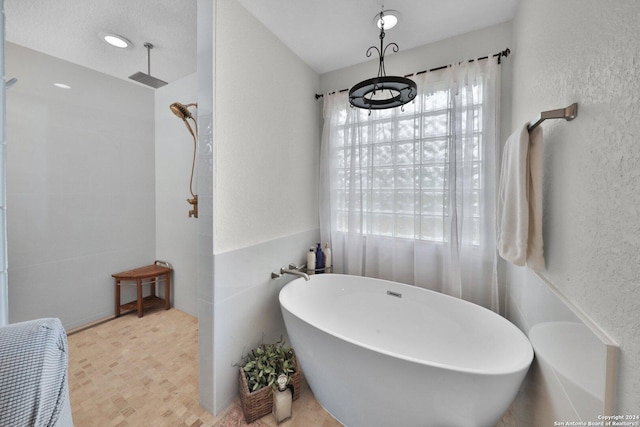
[279,274,533,427]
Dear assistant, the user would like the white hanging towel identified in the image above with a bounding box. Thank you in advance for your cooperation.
[497,124,545,270]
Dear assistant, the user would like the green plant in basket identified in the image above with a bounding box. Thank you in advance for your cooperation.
[241,337,297,392]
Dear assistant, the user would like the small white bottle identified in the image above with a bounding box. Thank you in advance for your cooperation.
[323,243,332,270]
[272,374,292,424]
[306,246,316,274]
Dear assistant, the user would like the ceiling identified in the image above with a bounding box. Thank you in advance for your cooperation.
[5,0,197,86]
[4,0,520,86]
[237,0,520,74]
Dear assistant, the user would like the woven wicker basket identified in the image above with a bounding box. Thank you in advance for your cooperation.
[238,366,301,423]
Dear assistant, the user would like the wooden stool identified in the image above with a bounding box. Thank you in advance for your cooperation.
[113,263,172,318]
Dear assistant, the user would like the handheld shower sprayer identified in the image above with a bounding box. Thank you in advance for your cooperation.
[170,102,198,140]
[170,101,199,218]
[170,102,196,120]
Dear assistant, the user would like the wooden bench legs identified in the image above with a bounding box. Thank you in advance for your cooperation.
[113,269,171,318]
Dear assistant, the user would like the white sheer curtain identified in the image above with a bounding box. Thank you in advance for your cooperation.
[320,58,501,311]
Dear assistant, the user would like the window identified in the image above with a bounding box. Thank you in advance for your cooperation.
[331,82,485,245]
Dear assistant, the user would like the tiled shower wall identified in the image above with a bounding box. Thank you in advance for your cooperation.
[5,43,156,329]
[0,0,7,326]
[155,72,198,317]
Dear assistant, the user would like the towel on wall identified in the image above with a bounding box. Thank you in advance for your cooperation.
[497,124,545,271]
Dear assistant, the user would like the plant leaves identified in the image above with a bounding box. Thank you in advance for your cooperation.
[240,338,297,391]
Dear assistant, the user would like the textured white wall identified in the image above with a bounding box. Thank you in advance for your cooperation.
[510,0,640,415]
[195,0,321,414]
[155,73,198,317]
[6,43,156,329]
[214,0,320,254]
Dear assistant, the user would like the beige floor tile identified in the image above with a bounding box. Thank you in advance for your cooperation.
[67,307,340,427]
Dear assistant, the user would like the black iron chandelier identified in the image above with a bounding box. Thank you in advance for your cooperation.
[349,9,417,111]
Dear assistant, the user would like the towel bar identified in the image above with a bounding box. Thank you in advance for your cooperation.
[528,103,578,132]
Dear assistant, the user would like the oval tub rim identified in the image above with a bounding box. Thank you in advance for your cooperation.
[280,273,534,377]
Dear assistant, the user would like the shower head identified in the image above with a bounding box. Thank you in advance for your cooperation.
[170,101,199,217]
[129,42,167,89]
[170,102,198,139]
[170,102,196,120]
[130,72,167,89]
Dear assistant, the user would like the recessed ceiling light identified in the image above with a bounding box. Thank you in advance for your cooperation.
[53,83,71,89]
[374,10,401,30]
[99,32,132,49]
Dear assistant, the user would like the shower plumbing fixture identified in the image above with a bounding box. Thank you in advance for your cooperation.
[272,264,310,281]
[129,42,168,89]
[170,101,199,218]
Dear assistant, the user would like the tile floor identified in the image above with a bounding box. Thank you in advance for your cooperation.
[66,307,341,427]
[67,306,515,426]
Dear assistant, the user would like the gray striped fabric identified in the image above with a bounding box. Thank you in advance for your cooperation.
[0,318,73,427]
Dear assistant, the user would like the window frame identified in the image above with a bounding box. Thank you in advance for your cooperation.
[331,82,486,246]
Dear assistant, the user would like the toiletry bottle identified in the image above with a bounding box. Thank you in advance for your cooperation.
[315,243,325,272]
[323,243,332,271]
[306,247,316,274]
[273,374,292,424]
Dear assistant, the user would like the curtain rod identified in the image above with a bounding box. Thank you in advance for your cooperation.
[315,48,510,100]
